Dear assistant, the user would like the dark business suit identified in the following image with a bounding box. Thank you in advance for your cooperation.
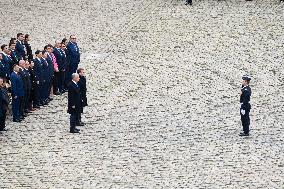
[24,68,32,111]
[11,50,20,65]
[0,61,6,79]
[33,58,43,106]
[28,67,36,109]
[24,41,33,61]
[53,48,66,93]
[15,40,26,60]
[67,81,82,132]
[0,53,12,80]
[0,87,9,130]
[11,71,24,121]
[78,75,87,107]
[18,67,29,117]
[46,55,54,98]
[66,42,80,82]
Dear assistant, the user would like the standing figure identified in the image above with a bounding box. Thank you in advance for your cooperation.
[0,44,13,81]
[10,64,24,122]
[53,40,66,94]
[33,50,43,108]
[15,33,27,60]
[239,75,252,136]
[66,35,80,83]
[77,68,87,126]
[24,34,33,62]
[0,77,9,132]
[67,73,82,133]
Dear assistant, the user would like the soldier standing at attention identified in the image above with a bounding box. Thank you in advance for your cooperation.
[239,75,252,136]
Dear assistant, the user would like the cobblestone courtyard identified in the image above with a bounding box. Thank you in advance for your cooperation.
[0,0,284,188]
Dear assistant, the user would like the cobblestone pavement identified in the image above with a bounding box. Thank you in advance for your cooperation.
[1,0,284,188]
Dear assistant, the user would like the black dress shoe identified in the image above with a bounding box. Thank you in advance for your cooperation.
[34,105,40,109]
[75,128,80,132]
[54,91,61,95]
[76,122,85,126]
[70,130,80,133]
[239,132,249,136]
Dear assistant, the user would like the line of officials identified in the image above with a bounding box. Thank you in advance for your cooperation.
[0,34,87,133]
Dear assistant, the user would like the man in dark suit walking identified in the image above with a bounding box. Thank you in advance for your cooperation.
[67,73,82,133]
[10,64,24,122]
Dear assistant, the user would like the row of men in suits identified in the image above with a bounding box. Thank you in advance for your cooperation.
[0,34,82,124]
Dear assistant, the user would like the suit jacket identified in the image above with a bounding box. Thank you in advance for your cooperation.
[15,40,26,60]
[33,58,43,83]
[0,87,9,115]
[46,55,54,78]
[10,50,20,65]
[53,48,66,71]
[78,75,87,107]
[28,67,36,89]
[24,41,33,61]
[0,61,6,79]
[10,71,24,97]
[0,53,13,78]
[66,42,80,65]
[67,81,82,114]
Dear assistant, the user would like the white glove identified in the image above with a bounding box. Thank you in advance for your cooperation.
[241,109,245,115]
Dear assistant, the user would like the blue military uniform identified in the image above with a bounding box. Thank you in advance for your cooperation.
[10,71,24,121]
[66,42,80,82]
[240,75,252,136]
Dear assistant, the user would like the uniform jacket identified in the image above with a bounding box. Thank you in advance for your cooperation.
[66,42,80,65]
[240,85,251,110]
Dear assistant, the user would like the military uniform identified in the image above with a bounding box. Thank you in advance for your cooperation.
[240,75,252,136]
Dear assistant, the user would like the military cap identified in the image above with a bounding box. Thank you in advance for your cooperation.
[242,75,251,81]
